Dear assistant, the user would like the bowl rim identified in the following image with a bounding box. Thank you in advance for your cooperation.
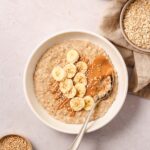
[120,0,150,53]
[23,30,128,134]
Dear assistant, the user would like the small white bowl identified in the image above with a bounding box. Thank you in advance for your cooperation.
[24,30,128,134]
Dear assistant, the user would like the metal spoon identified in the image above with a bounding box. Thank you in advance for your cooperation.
[68,75,115,150]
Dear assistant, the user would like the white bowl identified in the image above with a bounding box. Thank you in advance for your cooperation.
[24,30,128,134]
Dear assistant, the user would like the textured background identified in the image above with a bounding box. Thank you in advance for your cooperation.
[0,0,150,149]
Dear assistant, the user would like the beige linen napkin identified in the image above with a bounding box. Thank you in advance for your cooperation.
[99,0,150,99]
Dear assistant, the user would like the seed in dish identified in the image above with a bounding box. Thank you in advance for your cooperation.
[0,135,32,150]
[123,0,150,49]
[34,40,118,124]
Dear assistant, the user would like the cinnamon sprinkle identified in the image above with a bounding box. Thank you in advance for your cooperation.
[79,56,89,64]
[57,98,70,110]
[49,78,76,116]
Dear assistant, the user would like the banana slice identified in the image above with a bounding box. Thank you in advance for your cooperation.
[70,97,85,111]
[67,50,79,63]
[64,63,77,78]
[75,83,86,98]
[51,66,66,81]
[74,73,87,86]
[59,79,73,93]
[64,86,77,99]
[76,61,88,73]
[84,96,94,111]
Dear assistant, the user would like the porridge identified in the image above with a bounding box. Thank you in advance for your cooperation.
[34,40,118,124]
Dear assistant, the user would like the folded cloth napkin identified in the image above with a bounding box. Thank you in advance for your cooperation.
[99,0,150,99]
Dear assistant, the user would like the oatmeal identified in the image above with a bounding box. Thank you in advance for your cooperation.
[34,40,118,124]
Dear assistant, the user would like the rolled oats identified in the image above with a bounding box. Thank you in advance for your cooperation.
[0,135,32,150]
[123,0,150,49]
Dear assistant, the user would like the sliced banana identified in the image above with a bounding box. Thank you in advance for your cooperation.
[74,72,87,86]
[59,79,73,93]
[70,97,85,111]
[84,96,94,111]
[64,86,77,99]
[64,63,77,78]
[75,83,86,98]
[51,66,66,81]
[67,50,79,63]
[76,61,88,73]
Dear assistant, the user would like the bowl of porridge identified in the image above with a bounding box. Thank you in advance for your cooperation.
[24,30,128,134]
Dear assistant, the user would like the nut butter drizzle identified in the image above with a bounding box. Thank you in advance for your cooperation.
[86,55,114,97]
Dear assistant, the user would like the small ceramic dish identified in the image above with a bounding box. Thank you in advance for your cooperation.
[0,134,32,150]
[24,30,128,134]
[120,0,150,53]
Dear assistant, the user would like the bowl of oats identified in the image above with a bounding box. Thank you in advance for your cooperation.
[120,0,150,53]
[24,30,128,134]
[0,134,32,150]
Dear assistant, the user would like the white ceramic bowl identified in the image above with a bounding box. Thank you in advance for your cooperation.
[24,30,128,134]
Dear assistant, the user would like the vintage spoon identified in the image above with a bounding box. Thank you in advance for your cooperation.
[68,75,115,150]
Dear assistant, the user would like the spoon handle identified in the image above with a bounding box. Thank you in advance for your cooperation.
[68,102,97,150]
